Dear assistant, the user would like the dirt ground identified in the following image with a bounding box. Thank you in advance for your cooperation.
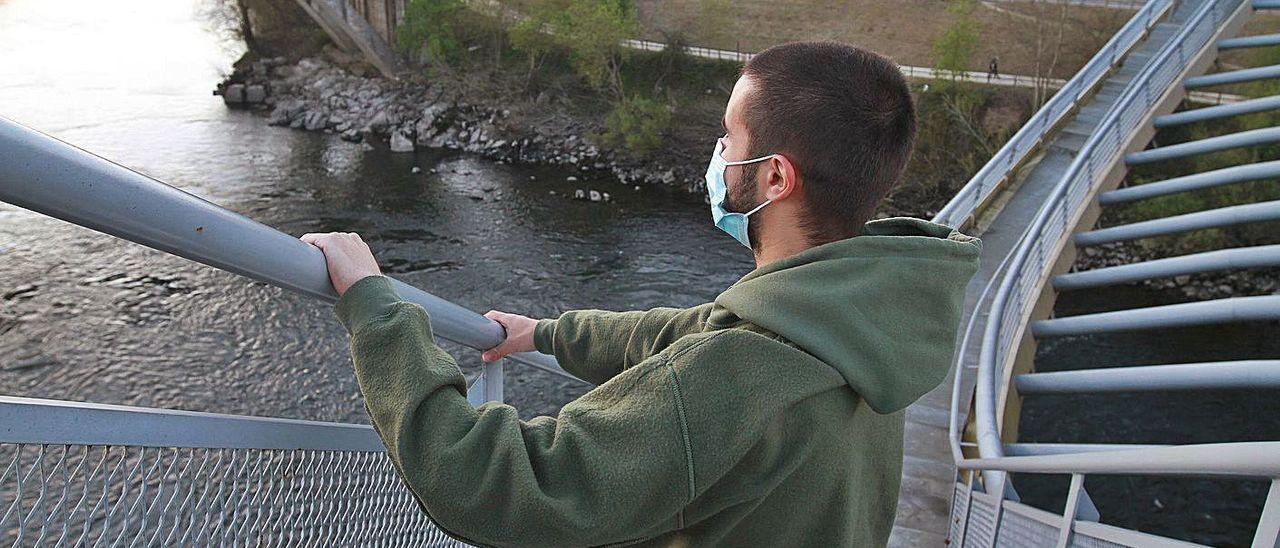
[633,0,1136,79]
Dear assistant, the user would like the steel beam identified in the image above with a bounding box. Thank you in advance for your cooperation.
[0,116,575,382]
[1256,0,1280,9]
[1154,95,1280,127]
[1075,200,1280,246]
[1100,160,1280,204]
[1053,244,1280,290]
[1016,360,1280,393]
[1218,32,1280,50]
[957,441,1280,477]
[1125,127,1280,165]
[1004,443,1167,456]
[1184,64,1280,89]
[1031,295,1280,337]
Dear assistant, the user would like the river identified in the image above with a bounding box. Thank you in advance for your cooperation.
[0,0,752,424]
[0,0,1274,546]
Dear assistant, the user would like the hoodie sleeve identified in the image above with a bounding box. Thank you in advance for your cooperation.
[531,304,712,385]
[336,276,695,547]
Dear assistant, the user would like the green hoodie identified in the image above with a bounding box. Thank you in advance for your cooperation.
[336,216,980,547]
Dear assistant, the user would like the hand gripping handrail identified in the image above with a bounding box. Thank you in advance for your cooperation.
[0,115,577,383]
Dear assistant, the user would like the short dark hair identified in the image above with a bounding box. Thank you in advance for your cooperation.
[741,41,917,244]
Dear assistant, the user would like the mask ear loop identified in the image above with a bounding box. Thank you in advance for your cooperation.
[743,199,772,216]
[717,136,777,166]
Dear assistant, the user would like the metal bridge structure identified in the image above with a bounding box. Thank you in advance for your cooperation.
[928,0,1280,546]
[0,0,1278,546]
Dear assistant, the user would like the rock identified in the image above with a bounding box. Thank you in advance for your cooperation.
[1174,275,1191,285]
[304,112,328,131]
[389,131,414,152]
[411,166,422,174]
[360,142,375,152]
[602,192,611,202]
[574,189,586,200]
[222,84,245,104]
[468,190,485,201]
[566,176,578,182]
[589,190,602,202]
[245,84,267,104]
[340,129,362,143]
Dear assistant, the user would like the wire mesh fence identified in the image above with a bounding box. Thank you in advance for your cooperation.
[0,443,468,547]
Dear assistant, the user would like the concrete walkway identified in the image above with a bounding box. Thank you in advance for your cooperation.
[624,39,1244,105]
[886,0,1210,544]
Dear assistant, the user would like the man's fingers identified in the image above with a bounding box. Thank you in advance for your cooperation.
[481,342,512,362]
[482,311,514,362]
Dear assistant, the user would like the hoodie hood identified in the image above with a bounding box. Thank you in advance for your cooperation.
[707,217,981,414]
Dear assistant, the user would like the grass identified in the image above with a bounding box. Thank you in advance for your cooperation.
[631,0,1133,78]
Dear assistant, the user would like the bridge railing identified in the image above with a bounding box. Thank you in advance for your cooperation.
[933,0,1173,229]
[0,114,599,545]
[0,397,468,546]
[947,0,1280,545]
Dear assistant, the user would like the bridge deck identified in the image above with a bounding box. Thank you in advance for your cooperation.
[886,1,1210,544]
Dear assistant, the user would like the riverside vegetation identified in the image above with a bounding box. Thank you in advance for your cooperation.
[216,0,1277,295]
[218,0,1025,218]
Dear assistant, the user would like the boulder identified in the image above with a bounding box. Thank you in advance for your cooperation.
[390,131,414,153]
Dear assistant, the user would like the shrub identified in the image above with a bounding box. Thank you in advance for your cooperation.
[603,95,671,158]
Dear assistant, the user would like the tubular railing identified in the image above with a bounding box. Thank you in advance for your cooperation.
[933,0,1173,229]
[947,0,1280,545]
[0,114,595,545]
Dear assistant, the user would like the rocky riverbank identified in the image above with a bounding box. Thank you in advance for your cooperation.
[1072,241,1279,300]
[220,52,706,192]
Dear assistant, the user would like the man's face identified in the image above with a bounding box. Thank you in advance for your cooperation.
[720,76,760,214]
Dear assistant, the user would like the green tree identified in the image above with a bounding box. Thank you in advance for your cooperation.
[397,0,465,62]
[553,0,637,98]
[508,0,566,86]
[932,0,980,82]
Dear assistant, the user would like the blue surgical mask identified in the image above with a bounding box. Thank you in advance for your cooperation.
[705,137,774,248]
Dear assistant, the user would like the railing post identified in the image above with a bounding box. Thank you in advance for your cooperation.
[1056,473,1100,548]
[486,359,506,403]
[1256,479,1280,548]
[466,359,505,406]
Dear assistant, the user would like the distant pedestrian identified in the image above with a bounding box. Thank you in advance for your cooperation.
[988,57,1000,82]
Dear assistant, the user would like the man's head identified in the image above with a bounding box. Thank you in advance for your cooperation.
[717,41,917,260]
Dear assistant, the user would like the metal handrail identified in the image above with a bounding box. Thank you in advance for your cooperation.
[0,396,385,451]
[955,0,1259,480]
[0,116,581,387]
[958,441,1280,478]
[933,0,1173,228]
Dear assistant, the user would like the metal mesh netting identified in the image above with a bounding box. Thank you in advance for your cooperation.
[0,443,469,547]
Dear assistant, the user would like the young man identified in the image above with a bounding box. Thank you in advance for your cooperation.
[303,41,980,547]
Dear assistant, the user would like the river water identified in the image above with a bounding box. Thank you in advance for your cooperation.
[0,0,752,423]
[0,0,1275,546]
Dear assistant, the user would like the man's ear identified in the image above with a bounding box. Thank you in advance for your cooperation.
[763,154,799,202]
